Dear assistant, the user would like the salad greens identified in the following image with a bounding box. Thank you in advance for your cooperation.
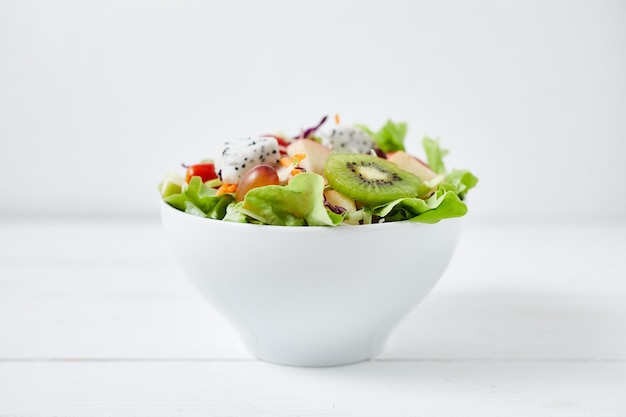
[422,137,478,200]
[357,120,407,153]
[233,172,343,226]
[160,117,477,226]
[422,137,449,175]
[164,177,234,220]
[374,188,467,224]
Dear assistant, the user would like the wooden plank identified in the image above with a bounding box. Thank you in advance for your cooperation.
[0,264,247,359]
[1,221,625,360]
[0,220,172,264]
[1,262,624,360]
[386,292,626,360]
[0,361,624,417]
[1,221,625,415]
[1,220,624,294]
[1,221,624,298]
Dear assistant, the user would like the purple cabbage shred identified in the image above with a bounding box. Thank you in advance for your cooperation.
[324,200,347,215]
[295,115,328,139]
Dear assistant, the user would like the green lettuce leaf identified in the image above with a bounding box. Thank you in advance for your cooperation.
[374,186,468,224]
[357,120,407,153]
[444,169,479,199]
[221,202,250,223]
[422,137,478,198]
[345,207,373,225]
[183,200,207,217]
[164,176,234,219]
[235,172,343,226]
[422,137,448,174]
[374,120,408,152]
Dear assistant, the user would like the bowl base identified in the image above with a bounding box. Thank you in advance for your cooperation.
[242,337,386,367]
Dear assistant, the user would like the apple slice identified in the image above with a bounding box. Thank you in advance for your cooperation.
[324,189,360,225]
[159,172,185,197]
[286,139,330,175]
[324,189,356,212]
[387,151,438,182]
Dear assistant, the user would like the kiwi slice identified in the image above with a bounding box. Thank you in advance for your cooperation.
[323,153,423,206]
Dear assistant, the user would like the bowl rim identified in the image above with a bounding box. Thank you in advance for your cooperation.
[160,199,459,230]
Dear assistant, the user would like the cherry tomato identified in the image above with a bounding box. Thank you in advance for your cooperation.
[185,163,218,183]
[275,137,291,148]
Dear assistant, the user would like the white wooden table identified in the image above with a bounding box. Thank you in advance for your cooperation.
[1,219,624,416]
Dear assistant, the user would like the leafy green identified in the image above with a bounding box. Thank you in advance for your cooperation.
[422,137,448,174]
[182,201,207,217]
[164,176,234,219]
[222,202,260,224]
[421,137,478,198]
[444,169,479,199]
[374,186,468,224]
[368,137,477,222]
[233,172,343,226]
[345,207,373,225]
[357,120,407,152]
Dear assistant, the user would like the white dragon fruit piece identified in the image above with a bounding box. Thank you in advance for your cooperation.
[321,125,374,154]
[214,136,281,183]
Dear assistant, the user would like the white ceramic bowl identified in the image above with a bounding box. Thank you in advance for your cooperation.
[161,201,462,367]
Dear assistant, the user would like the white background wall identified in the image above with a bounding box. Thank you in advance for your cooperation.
[1,0,625,221]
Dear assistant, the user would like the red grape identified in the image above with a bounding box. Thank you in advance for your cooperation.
[236,165,279,202]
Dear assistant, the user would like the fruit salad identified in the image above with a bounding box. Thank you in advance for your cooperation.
[159,116,478,226]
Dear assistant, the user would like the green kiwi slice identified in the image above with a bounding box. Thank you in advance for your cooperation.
[323,153,423,206]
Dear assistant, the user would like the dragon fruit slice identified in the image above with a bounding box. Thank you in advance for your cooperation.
[321,126,374,154]
[214,136,281,183]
